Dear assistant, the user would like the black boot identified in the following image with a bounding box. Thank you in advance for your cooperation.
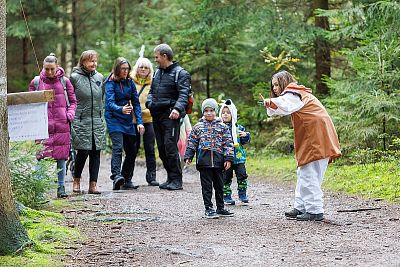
[166,180,183,190]
[122,179,139,190]
[113,175,125,190]
[159,180,170,189]
[146,172,158,186]
[148,180,159,186]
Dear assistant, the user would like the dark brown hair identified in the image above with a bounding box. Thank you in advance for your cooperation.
[112,57,131,81]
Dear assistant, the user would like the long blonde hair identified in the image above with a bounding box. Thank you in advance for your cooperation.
[270,70,297,97]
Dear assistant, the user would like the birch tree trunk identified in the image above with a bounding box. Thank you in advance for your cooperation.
[0,0,30,255]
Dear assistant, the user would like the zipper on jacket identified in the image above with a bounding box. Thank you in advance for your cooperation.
[172,127,175,137]
[209,122,214,168]
[88,76,94,139]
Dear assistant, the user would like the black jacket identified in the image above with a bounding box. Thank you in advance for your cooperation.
[146,62,191,118]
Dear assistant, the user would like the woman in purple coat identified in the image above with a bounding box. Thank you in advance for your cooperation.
[28,53,77,198]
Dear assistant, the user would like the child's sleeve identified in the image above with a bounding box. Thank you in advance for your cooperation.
[222,125,234,162]
[267,93,304,116]
[239,125,251,145]
[184,125,199,161]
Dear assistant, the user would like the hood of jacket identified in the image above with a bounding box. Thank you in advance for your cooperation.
[72,66,97,77]
[284,82,312,94]
[40,66,65,82]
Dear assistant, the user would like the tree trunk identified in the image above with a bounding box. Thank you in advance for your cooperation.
[71,0,78,67]
[60,19,67,69]
[0,1,30,255]
[22,37,28,79]
[119,0,125,36]
[112,4,117,44]
[205,45,210,98]
[314,0,331,96]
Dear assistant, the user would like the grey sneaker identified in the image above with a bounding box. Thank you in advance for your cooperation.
[296,212,324,221]
[285,208,304,219]
[204,208,219,219]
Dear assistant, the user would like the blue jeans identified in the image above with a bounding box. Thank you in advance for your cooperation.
[56,159,66,187]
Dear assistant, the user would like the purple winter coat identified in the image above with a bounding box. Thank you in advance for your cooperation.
[28,67,77,160]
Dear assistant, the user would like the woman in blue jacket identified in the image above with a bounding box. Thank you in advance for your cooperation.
[105,57,144,190]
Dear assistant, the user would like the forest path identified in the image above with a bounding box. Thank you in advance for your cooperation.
[61,155,400,266]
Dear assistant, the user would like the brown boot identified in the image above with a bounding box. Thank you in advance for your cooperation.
[88,181,101,194]
[73,178,81,193]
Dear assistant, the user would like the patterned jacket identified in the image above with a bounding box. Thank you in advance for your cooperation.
[184,117,234,169]
[225,122,250,164]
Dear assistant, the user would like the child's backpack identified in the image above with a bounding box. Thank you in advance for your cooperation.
[33,76,70,107]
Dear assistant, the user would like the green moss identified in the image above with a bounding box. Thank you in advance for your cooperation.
[0,207,81,266]
[43,198,86,213]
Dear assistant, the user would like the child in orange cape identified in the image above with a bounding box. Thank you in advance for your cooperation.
[264,70,341,221]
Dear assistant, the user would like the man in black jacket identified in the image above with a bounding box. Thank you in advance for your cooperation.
[146,44,191,190]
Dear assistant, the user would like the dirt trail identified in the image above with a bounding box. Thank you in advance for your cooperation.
[61,155,400,266]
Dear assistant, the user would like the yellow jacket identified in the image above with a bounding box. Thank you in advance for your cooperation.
[133,76,153,123]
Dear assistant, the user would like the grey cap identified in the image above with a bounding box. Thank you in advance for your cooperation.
[201,98,219,114]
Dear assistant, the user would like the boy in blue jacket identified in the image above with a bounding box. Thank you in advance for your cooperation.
[184,98,235,219]
[219,99,251,205]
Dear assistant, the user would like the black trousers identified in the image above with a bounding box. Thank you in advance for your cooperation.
[109,132,137,181]
[133,123,157,183]
[153,116,182,185]
[73,136,101,182]
[199,168,224,210]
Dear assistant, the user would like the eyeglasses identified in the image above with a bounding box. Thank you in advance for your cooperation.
[120,67,130,71]
[138,66,149,70]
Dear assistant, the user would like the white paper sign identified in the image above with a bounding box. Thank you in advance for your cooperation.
[8,103,49,141]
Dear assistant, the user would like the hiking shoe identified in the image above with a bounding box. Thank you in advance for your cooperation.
[166,182,183,190]
[238,189,249,203]
[224,195,236,205]
[216,208,234,217]
[285,208,304,219]
[159,181,170,190]
[113,175,125,190]
[57,186,68,198]
[122,180,139,190]
[296,212,324,221]
[148,180,159,186]
[204,208,219,219]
